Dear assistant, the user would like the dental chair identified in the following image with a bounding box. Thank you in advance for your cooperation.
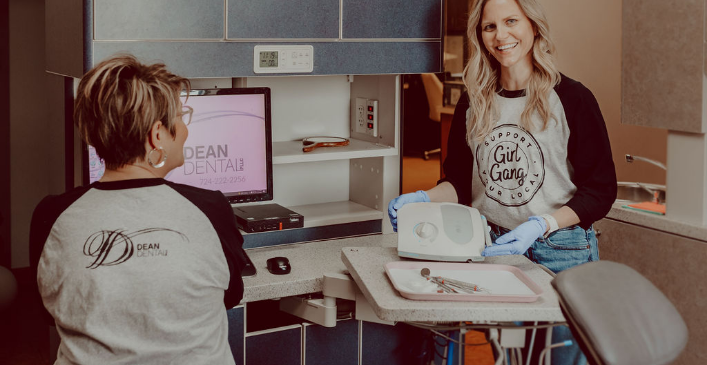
[551,261,688,365]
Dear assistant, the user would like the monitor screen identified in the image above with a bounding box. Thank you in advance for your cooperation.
[85,87,273,204]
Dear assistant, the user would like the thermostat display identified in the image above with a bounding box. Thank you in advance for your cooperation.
[259,51,278,68]
[254,45,313,74]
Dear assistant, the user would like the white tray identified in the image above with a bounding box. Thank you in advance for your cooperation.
[384,261,543,302]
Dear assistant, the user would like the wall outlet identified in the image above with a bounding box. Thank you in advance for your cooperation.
[354,97,378,137]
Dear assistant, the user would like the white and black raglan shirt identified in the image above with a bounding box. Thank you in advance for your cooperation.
[441,74,617,230]
[29,178,247,365]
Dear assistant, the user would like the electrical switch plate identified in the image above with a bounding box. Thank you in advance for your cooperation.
[354,98,378,137]
[253,45,313,74]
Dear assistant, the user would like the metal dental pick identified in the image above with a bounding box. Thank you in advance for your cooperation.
[420,267,490,294]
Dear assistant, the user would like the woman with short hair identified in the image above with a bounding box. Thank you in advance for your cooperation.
[30,54,246,365]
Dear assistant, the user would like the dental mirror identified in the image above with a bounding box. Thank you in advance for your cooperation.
[302,136,350,152]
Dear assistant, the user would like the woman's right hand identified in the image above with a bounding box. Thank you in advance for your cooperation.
[387,190,430,231]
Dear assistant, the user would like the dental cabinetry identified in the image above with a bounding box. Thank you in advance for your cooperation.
[45,0,443,364]
[622,0,707,225]
[617,3,707,362]
[46,0,442,240]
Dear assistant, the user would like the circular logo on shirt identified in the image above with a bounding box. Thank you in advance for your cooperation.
[475,124,545,206]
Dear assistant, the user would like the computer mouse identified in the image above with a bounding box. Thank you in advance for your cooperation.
[266,256,291,275]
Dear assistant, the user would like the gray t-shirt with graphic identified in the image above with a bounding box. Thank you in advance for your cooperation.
[441,74,617,230]
[469,89,576,228]
[30,178,246,365]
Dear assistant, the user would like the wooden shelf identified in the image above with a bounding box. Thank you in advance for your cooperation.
[272,138,396,164]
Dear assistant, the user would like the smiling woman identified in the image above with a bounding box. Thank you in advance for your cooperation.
[479,0,536,79]
[388,1,617,364]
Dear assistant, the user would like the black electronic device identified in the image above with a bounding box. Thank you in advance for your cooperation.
[233,203,304,233]
[266,256,291,275]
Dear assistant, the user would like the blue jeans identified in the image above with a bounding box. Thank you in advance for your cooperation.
[489,223,599,365]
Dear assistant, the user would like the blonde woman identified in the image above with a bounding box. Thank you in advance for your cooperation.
[389,0,616,362]
[30,55,247,364]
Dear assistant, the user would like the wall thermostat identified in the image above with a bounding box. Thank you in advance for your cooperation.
[253,45,314,74]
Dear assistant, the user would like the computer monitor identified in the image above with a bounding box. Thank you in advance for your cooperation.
[84,87,273,204]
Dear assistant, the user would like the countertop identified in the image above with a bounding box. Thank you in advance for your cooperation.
[241,234,398,303]
[239,204,705,320]
[607,203,707,242]
[240,204,706,300]
[242,233,564,323]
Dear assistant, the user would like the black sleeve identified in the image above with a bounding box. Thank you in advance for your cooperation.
[29,186,94,325]
[559,78,618,229]
[167,183,247,308]
[29,196,59,324]
[209,192,247,308]
[438,92,475,205]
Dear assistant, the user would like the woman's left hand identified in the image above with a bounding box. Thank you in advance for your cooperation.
[482,217,547,256]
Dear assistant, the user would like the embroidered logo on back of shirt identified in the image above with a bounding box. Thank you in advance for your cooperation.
[83,228,187,269]
[475,124,545,206]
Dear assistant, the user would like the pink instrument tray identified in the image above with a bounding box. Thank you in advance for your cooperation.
[384,261,543,302]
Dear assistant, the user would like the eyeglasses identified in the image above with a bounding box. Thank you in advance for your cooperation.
[180,105,194,126]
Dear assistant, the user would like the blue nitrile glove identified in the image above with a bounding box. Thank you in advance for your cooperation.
[482,216,547,256]
[387,190,430,232]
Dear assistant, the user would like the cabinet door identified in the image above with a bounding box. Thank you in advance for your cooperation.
[93,0,224,40]
[228,0,339,39]
[246,327,302,365]
[305,321,359,365]
[342,0,442,39]
[622,0,705,132]
[360,322,430,364]
[594,219,707,364]
[227,307,245,365]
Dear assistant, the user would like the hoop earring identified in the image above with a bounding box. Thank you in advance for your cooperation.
[147,146,167,168]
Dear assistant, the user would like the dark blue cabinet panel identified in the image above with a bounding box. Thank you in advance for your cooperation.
[246,327,302,365]
[49,0,444,77]
[228,0,339,39]
[92,41,441,77]
[305,320,358,365]
[227,307,245,365]
[361,322,430,365]
[93,0,224,40]
[343,0,442,39]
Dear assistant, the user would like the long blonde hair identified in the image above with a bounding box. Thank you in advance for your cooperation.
[463,0,561,144]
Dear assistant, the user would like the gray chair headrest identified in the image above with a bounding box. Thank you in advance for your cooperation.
[552,261,688,365]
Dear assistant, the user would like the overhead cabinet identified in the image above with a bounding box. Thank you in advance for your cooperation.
[46,1,443,244]
[46,0,443,78]
[622,0,706,132]
[342,0,442,39]
[227,0,340,39]
[93,0,225,40]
